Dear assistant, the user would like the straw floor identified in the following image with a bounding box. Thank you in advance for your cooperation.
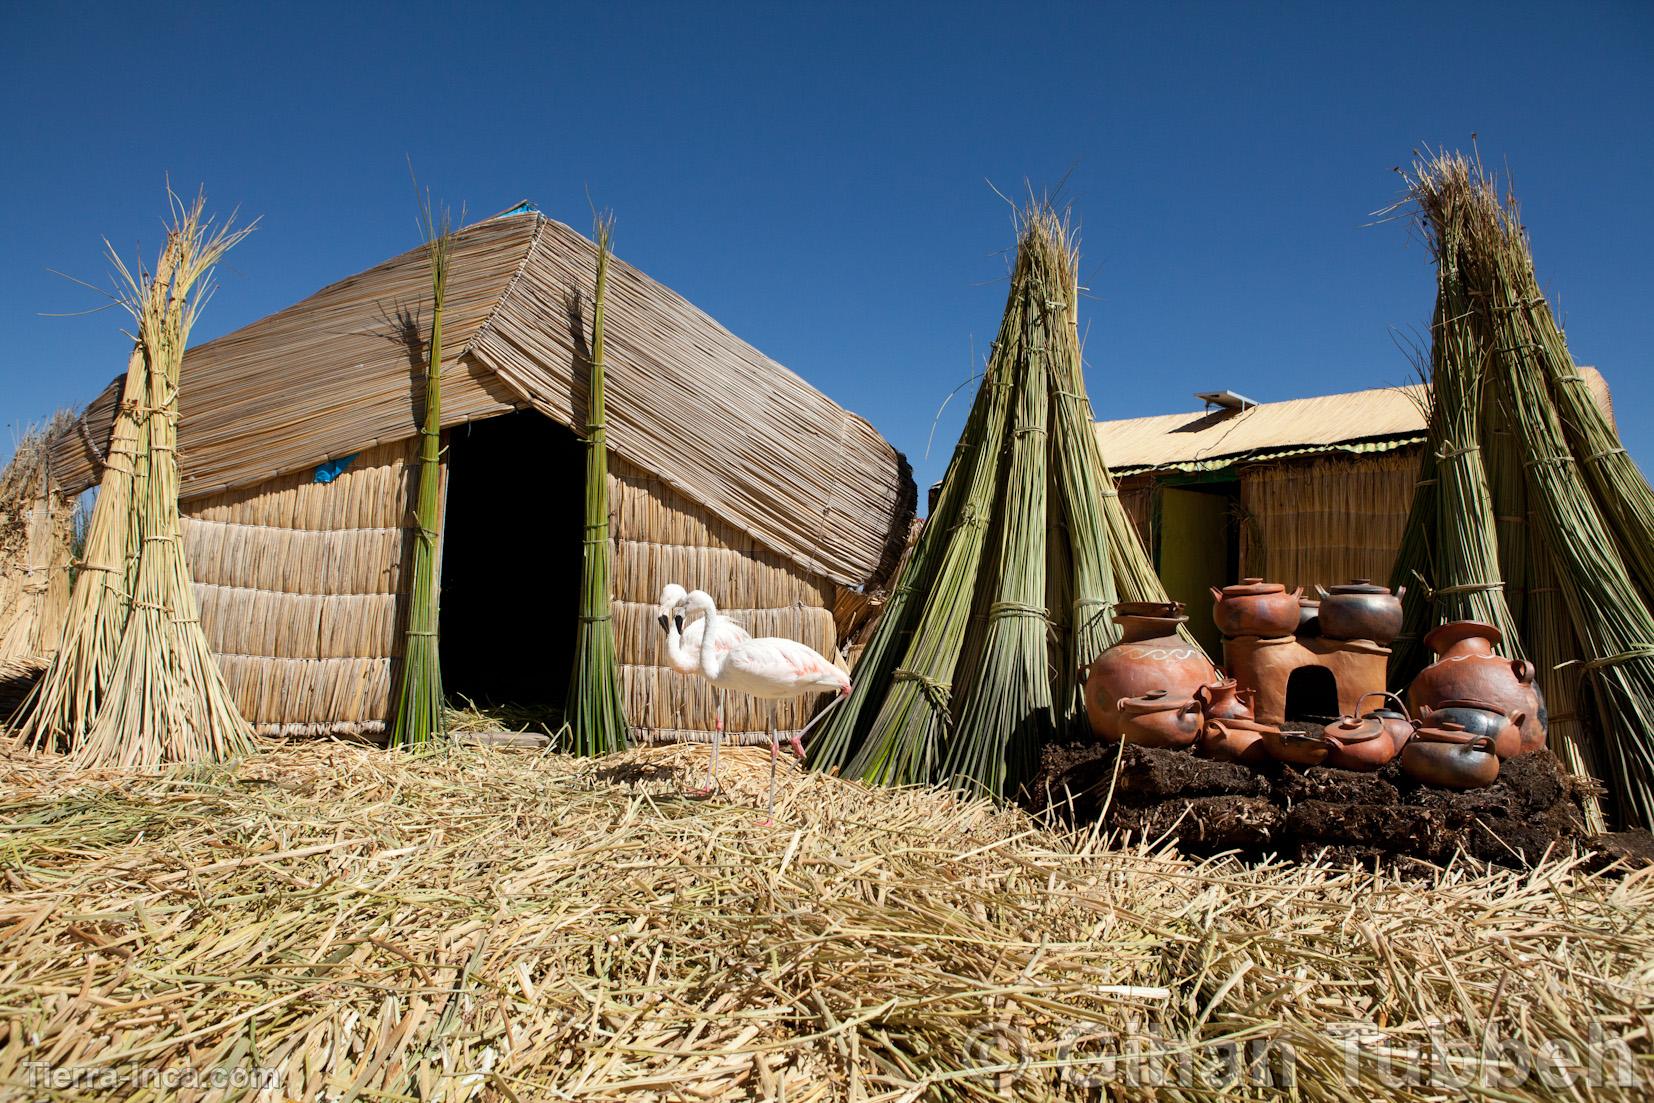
[0,739,1649,1101]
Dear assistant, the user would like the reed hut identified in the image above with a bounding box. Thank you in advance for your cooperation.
[1093,373,1613,653]
[38,209,915,745]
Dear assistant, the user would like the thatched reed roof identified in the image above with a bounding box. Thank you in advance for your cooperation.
[49,212,914,587]
[1095,370,1613,475]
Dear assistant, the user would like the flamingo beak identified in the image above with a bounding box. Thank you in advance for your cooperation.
[674,614,684,633]
[657,614,669,631]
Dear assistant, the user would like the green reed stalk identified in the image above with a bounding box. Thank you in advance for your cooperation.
[563,213,629,756]
[391,196,452,748]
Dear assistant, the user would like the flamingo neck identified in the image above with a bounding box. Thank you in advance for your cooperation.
[692,598,725,680]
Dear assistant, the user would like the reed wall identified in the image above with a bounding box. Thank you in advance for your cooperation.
[1239,449,1417,592]
[181,440,421,738]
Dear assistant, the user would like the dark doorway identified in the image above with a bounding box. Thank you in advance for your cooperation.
[439,409,584,713]
[1284,666,1339,723]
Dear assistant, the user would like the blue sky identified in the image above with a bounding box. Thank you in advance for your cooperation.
[2,1,1649,495]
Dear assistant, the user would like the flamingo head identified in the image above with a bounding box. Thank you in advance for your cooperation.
[655,583,688,634]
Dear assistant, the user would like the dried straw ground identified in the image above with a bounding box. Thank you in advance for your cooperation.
[0,739,1650,1101]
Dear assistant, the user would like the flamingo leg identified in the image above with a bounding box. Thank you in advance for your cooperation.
[709,689,723,788]
[761,702,780,824]
[685,692,724,799]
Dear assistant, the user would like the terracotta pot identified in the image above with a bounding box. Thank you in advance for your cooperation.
[1322,714,1401,771]
[1199,717,1272,766]
[1354,691,1415,756]
[1296,597,1321,637]
[1083,602,1218,739]
[1258,726,1332,767]
[1416,699,1526,759]
[1407,621,1546,750]
[1211,579,1303,639]
[1315,580,1406,644]
[1194,678,1255,721]
[1115,692,1203,749]
[1401,724,1501,789]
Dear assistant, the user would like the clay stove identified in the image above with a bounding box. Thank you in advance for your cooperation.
[1223,634,1389,726]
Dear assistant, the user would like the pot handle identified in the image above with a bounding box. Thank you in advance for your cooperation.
[1357,690,1410,718]
[1395,584,1407,600]
[1469,735,1498,755]
[1209,586,1224,603]
[1511,658,1535,685]
[1314,584,1330,600]
[1510,710,1527,729]
[1290,585,1305,600]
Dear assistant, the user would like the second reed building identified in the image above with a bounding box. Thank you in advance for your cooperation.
[1094,375,1613,654]
[45,210,915,744]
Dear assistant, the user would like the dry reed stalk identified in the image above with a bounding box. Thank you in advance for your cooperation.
[391,195,453,748]
[1526,539,1606,829]
[71,192,256,767]
[0,414,75,665]
[563,213,629,755]
[0,738,1648,1102]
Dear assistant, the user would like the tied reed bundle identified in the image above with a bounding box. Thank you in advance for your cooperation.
[1045,214,1122,736]
[816,203,1198,796]
[1402,151,1654,827]
[390,192,453,748]
[563,213,629,756]
[1410,170,1523,654]
[22,190,256,765]
[0,413,74,667]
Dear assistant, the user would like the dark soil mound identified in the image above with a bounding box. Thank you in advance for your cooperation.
[1028,740,1618,870]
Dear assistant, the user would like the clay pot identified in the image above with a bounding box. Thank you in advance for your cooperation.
[1194,678,1255,721]
[1322,714,1401,771]
[1083,602,1219,740]
[1199,716,1272,766]
[1258,726,1332,768]
[1211,579,1304,639]
[1408,622,1546,750]
[1354,691,1415,756]
[1115,692,1203,749]
[1401,724,1501,789]
[1296,597,1321,637]
[1315,580,1406,644]
[1416,699,1526,759]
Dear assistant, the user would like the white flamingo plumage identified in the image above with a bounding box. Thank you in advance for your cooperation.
[655,583,750,794]
[679,589,851,819]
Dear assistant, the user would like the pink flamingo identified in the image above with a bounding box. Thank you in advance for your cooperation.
[656,583,750,795]
[679,589,851,821]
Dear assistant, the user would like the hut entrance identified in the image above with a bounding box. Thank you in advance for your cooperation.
[439,410,584,717]
[1284,665,1339,724]
[1156,480,1240,655]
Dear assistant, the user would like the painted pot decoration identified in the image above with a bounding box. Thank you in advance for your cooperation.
[1115,692,1203,748]
[1355,691,1415,757]
[1401,724,1501,789]
[1199,716,1274,766]
[1407,621,1546,750]
[1258,726,1332,768]
[1315,580,1406,644]
[1083,602,1219,740]
[1416,699,1526,759]
[1194,678,1255,721]
[1322,714,1402,771]
[1210,579,1304,639]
